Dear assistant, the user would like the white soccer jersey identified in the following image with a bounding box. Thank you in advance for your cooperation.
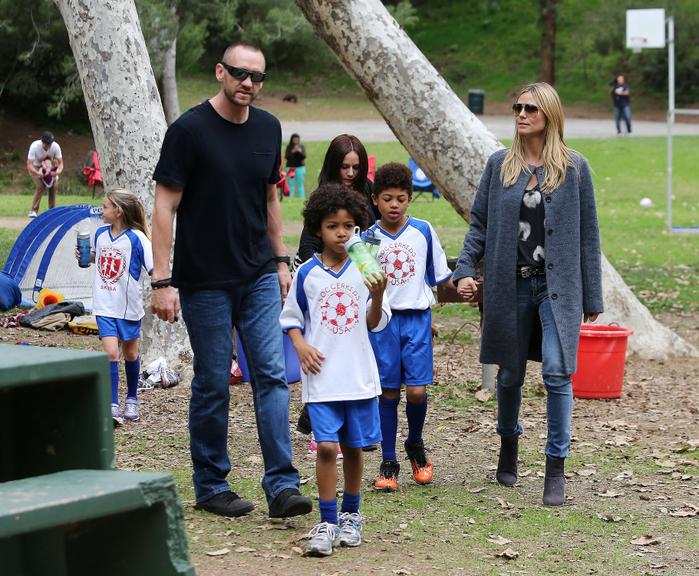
[280,256,391,403]
[27,140,62,168]
[92,226,153,321]
[366,216,451,310]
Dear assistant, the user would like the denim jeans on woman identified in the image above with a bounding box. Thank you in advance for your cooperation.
[180,272,300,504]
[495,275,573,458]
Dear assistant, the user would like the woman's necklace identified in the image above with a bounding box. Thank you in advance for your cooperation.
[321,253,348,271]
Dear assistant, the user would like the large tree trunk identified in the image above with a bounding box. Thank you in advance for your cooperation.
[54,0,191,367]
[161,34,181,125]
[539,0,557,85]
[295,0,697,360]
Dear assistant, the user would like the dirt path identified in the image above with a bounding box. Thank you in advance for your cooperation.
[0,216,29,229]
[2,310,697,575]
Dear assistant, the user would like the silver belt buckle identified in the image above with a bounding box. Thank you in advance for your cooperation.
[520,266,534,278]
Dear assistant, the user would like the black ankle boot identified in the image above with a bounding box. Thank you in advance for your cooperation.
[543,455,565,506]
[496,435,518,486]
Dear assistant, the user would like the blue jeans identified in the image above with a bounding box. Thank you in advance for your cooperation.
[180,272,300,504]
[288,165,305,198]
[614,105,632,134]
[495,275,573,458]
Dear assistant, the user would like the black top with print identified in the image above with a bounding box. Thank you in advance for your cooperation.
[517,186,546,269]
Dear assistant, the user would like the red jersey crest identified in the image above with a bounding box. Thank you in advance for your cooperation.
[98,246,126,284]
[320,285,360,335]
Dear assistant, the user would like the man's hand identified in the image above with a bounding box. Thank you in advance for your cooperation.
[151,286,180,323]
[456,277,478,301]
[584,312,600,323]
[278,263,291,301]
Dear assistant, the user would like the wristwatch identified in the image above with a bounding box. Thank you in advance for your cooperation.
[274,255,291,265]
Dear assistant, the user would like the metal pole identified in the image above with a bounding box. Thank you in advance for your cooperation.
[666,16,675,232]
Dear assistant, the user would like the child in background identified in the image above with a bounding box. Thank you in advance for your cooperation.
[367,162,451,491]
[281,183,390,557]
[79,189,153,426]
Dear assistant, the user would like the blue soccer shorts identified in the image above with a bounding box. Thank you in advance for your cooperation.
[308,398,381,448]
[96,316,141,342]
[369,308,433,388]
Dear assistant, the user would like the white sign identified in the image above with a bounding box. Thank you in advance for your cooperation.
[626,9,666,49]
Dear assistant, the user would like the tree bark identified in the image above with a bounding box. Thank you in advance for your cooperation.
[294,0,697,360]
[539,0,557,85]
[54,0,191,367]
[161,34,181,125]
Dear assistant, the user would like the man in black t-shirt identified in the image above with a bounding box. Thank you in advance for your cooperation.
[151,42,311,520]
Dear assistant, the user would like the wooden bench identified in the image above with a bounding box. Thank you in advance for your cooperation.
[0,469,193,576]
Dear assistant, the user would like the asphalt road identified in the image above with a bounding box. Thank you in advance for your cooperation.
[282,115,699,143]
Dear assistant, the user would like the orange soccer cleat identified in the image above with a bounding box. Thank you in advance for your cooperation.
[405,440,433,485]
[374,460,400,492]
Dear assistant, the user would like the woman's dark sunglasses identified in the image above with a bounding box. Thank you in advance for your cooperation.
[512,103,540,115]
[220,62,266,83]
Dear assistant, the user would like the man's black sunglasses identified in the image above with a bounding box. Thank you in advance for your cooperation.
[220,62,266,83]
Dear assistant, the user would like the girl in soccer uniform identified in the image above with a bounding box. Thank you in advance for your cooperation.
[85,189,153,425]
[280,183,390,557]
[366,163,451,491]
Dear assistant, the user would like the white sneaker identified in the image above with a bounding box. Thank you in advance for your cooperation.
[305,522,340,557]
[338,512,363,547]
[27,211,37,218]
[123,397,140,421]
[111,403,124,427]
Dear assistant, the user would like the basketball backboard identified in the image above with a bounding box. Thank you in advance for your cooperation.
[626,9,666,49]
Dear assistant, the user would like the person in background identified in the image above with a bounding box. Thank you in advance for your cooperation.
[27,131,63,217]
[285,133,306,198]
[453,82,603,506]
[612,75,632,135]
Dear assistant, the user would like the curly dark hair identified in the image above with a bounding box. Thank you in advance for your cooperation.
[373,162,413,196]
[303,183,370,235]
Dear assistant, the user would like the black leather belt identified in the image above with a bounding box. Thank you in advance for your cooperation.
[518,266,546,278]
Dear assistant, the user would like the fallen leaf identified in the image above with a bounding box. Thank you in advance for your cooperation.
[669,503,698,517]
[469,487,486,493]
[235,546,257,553]
[206,548,230,556]
[577,468,597,477]
[596,513,624,522]
[496,548,519,560]
[655,460,677,468]
[596,489,625,498]
[650,563,669,569]
[392,569,412,575]
[493,496,513,509]
[299,476,312,485]
[630,535,662,546]
[475,389,492,402]
[487,534,512,545]
[291,546,304,555]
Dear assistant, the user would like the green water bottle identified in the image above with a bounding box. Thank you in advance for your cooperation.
[345,227,382,283]
[364,228,381,261]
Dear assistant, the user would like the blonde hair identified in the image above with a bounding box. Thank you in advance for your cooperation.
[501,82,576,193]
[105,188,150,238]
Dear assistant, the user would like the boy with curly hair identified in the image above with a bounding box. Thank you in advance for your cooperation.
[281,183,390,556]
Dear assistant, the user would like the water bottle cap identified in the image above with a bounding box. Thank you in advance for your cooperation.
[77,230,90,239]
[344,235,363,251]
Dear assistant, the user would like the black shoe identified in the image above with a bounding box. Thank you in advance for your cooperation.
[296,405,312,435]
[268,487,313,518]
[496,435,519,486]
[194,491,255,517]
[543,455,566,506]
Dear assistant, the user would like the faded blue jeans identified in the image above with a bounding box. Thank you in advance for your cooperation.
[614,105,632,134]
[496,275,573,458]
[180,272,300,505]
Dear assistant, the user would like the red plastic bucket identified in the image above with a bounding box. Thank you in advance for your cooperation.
[572,324,633,399]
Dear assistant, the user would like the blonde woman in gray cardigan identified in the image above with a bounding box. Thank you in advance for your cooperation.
[452,82,603,506]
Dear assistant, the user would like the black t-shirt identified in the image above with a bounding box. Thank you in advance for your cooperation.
[285,144,306,168]
[153,102,282,289]
[613,83,630,108]
[517,186,546,269]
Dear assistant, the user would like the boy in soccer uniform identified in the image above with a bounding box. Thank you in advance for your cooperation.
[281,183,390,557]
[367,162,451,491]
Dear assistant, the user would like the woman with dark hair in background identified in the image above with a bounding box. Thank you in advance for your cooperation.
[292,134,380,270]
[285,133,306,198]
